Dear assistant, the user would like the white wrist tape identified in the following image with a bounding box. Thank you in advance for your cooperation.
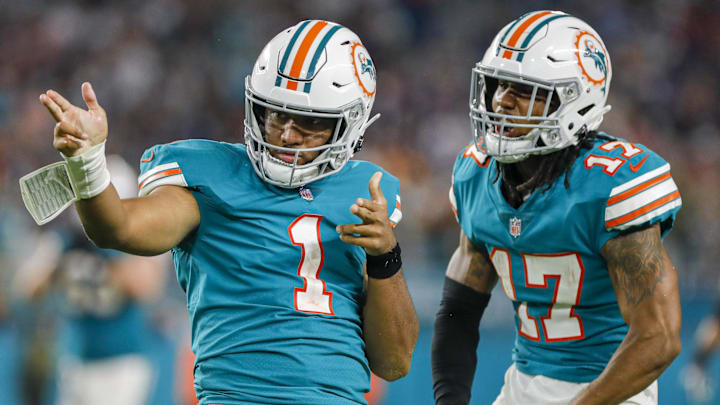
[63,141,111,199]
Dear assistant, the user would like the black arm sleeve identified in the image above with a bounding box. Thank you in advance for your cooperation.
[431,277,491,405]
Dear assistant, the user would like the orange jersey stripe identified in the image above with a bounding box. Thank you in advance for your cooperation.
[286,21,328,91]
[502,11,552,59]
[605,191,681,228]
[607,172,672,206]
[138,168,182,190]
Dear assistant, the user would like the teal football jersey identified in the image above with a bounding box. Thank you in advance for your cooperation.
[138,140,402,405]
[56,231,149,360]
[451,134,681,383]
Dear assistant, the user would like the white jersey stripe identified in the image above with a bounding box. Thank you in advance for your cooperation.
[605,178,678,221]
[609,164,669,196]
[389,195,403,225]
[609,198,682,231]
[449,185,458,215]
[138,173,188,197]
[138,162,180,184]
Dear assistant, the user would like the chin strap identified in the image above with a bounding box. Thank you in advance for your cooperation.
[352,113,381,155]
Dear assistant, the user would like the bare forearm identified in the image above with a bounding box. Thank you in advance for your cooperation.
[75,184,131,248]
[571,328,680,404]
[75,185,161,255]
[363,270,419,381]
[75,185,199,255]
[586,224,682,404]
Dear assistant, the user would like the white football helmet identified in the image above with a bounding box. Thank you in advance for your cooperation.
[470,10,612,163]
[245,20,379,188]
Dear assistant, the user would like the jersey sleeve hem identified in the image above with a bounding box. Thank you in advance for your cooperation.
[603,163,681,231]
[388,194,402,228]
[138,162,188,197]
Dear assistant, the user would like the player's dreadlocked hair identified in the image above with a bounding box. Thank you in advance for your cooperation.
[493,130,614,208]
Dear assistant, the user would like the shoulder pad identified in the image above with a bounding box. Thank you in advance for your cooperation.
[138,140,246,197]
[579,137,681,232]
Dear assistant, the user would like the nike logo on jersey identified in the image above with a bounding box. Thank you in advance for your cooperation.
[629,154,649,172]
[141,151,154,162]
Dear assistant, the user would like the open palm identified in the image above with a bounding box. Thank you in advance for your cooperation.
[39,82,108,157]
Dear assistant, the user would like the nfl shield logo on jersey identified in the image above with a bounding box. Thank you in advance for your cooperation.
[299,186,314,201]
[509,217,522,238]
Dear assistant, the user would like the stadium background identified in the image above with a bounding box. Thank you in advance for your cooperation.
[1,0,719,404]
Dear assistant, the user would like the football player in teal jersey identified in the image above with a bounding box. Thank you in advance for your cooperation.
[432,11,682,405]
[683,305,720,403]
[15,156,168,405]
[36,20,418,405]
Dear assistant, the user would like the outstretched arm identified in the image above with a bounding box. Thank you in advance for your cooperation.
[39,83,200,255]
[432,229,497,405]
[337,172,419,381]
[571,223,681,404]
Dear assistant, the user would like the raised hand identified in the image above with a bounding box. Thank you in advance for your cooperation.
[39,82,108,157]
[337,171,397,256]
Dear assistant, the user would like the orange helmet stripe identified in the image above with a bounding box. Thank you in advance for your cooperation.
[501,10,553,59]
[286,21,328,91]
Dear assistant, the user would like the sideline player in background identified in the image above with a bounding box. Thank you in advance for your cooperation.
[683,306,720,403]
[432,10,682,405]
[35,20,418,405]
[14,155,169,405]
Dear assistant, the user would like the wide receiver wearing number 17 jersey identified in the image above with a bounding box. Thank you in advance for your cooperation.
[432,10,682,405]
[34,19,417,405]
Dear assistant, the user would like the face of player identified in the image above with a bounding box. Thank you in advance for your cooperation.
[264,109,335,165]
[491,80,550,137]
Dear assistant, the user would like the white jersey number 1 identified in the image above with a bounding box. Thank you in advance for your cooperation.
[288,214,334,315]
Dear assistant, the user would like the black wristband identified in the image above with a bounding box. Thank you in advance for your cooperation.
[366,243,402,279]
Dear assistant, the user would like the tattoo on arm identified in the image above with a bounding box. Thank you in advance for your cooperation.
[446,231,498,293]
[603,224,666,306]
[466,244,496,290]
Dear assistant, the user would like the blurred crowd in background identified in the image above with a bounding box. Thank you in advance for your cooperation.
[1,0,719,404]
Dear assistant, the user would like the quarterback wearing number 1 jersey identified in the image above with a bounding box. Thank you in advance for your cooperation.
[139,140,402,404]
[132,20,417,405]
[451,134,680,382]
[36,17,416,405]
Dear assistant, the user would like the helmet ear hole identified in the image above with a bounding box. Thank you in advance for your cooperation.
[578,104,594,116]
